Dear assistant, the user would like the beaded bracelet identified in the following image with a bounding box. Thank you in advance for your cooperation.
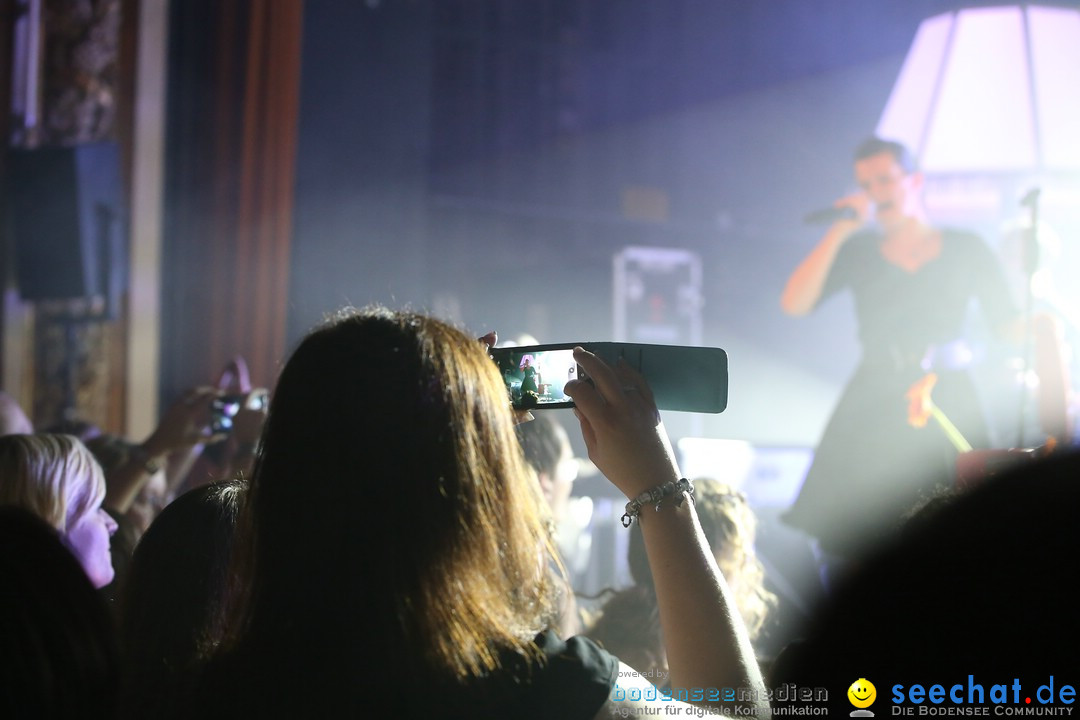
[621,477,695,528]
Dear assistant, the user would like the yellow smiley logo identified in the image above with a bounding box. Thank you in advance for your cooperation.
[848,678,877,709]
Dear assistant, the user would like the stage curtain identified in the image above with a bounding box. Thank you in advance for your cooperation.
[160,0,303,401]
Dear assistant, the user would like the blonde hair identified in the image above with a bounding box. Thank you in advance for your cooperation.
[593,479,776,675]
[691,479,776,640]
[0,434,106,534]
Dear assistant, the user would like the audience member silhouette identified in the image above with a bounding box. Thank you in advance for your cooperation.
[516,413,578,525]
[516,412,585,637]
[0,433,117,588]
[85,433,168,612]
[86,434,170,539]
[0,506,118,719]
[589,479,777,677]
[770,449,1080,714]
[193,307,765,718]
[119,480,245,719]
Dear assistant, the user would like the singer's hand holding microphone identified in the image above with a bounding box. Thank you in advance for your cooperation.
[803,191,870,232]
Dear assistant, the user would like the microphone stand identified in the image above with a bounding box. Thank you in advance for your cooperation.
[1016,187,1040,447]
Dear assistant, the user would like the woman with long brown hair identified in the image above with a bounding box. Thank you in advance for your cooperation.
[198,307,765,718]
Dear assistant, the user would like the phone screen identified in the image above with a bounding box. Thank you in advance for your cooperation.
[490,341,727,413]
[492,346,579,410]
[211,395,244,433]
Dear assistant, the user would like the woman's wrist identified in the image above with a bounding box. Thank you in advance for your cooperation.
[132,443,166,475]
[612,450,681,500]
[621,477,694,527]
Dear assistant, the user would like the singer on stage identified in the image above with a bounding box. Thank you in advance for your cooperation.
[780,136,1020,572]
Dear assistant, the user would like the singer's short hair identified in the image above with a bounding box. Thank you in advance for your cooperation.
[854,136,918,174]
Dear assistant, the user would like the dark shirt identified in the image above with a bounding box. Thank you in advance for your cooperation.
[191,630,618,719]
[820,228,1017,359]
[419,631,619,720]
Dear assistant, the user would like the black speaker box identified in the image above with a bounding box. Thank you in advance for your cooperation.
[6,142,126,312]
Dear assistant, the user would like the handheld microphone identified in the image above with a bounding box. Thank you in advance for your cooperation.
[803,206,857,225]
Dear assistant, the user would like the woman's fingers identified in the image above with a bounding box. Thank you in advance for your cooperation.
[614,358,657,411]
[564,364,608,461]
[570,347,630,408]
[572,407,597,456]
[564,347,677,498]
[564,379,606,454]
[566,347,660,425]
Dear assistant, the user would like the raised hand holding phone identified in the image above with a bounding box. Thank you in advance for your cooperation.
[145,387,223,455]
[563,346,679,500]
[489,341,727,413]
[566,345,767,714]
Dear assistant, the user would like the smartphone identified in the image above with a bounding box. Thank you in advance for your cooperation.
[210,395,243,434]
[489,342,728,413]
[210,391,269,434]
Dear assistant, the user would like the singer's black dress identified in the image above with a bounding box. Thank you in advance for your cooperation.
[782,228,1019,556]
[521,365,539,394]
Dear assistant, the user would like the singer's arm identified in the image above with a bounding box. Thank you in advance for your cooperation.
[780,219,861,316]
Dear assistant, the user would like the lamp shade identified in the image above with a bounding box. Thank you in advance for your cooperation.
[877,4,1080,174]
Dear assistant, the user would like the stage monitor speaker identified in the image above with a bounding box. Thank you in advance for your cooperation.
[7,142,126,314]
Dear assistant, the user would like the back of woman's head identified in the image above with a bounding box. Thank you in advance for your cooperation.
[0,434,104,534]
[627,478,775,639]
[0,506,117,719]
[120,480,245,718]
[516,413,568,479]
[231,307,556,683]
[83,433,134,476]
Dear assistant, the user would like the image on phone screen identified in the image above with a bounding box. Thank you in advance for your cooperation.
[492,347,579,410]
